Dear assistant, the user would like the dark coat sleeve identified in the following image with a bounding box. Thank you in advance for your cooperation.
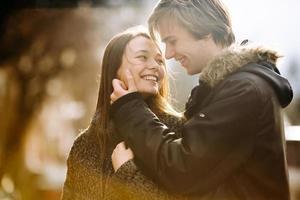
[107,115,186,200]
[111,79,262,195]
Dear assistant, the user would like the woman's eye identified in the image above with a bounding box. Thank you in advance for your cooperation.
[137,55,147,60]
[156,59,164,65]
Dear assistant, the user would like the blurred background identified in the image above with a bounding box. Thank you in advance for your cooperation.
[0,0,299,199]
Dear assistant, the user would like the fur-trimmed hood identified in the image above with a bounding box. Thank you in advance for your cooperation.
[199,44,293,108]
[200,44,280,87]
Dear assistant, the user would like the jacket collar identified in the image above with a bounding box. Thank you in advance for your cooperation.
[199,44,280,88]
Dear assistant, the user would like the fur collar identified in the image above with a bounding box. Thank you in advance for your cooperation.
[200,44,281,87]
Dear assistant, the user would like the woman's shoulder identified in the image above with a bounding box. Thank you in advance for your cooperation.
[159,113,186,136]
[160,112,185,124]
[63,128,104,199]
[67,128,101,168]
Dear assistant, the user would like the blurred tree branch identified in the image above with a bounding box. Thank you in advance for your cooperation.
[0,10,81,199]
[0,3,148,198]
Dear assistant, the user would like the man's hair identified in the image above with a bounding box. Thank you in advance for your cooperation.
[148,0,235,47]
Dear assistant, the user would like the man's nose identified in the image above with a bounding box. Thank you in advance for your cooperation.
[165,46,175,59]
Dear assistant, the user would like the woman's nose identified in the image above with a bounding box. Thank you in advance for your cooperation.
[148,59,160,70]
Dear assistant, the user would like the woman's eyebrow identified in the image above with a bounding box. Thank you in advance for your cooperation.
[135,49,148,54]
[135,49,161,57]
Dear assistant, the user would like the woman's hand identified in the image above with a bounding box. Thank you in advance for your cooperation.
[112,142,134,172]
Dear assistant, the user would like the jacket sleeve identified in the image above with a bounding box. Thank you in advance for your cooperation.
[108,159,170,200]
[111,79,262,195]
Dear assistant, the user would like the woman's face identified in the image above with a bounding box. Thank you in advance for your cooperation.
[117,36,165,98]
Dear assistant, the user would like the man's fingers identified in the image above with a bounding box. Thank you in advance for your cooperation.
[125,69,137,92]
[111,79,128,103]
[110,93,116,104]
[112,79,125,91]
[119,81,127,90]
[116,141,126,150]
[110,74,135,102]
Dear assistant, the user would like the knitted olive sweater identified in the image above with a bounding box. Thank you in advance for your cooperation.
[61,114,186,200]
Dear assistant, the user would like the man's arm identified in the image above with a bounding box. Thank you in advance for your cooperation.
[111,78,262,195]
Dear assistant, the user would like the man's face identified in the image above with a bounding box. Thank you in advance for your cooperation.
[157,20,221,75]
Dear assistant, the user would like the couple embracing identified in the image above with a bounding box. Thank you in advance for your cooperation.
[62,0,293,199]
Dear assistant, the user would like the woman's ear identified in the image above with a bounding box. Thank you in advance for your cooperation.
[116,66,125,82]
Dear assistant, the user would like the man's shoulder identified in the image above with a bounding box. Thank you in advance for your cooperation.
[220,63,272,91]
[212,64,283,107]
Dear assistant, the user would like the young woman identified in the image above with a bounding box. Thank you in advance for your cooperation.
[62,26,185,200]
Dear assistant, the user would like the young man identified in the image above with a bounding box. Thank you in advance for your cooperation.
[110,0,293,199]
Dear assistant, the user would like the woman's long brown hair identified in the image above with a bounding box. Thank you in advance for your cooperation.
[88,26,179,160]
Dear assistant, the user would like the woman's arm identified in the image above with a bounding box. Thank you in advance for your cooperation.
[109,142,172,200]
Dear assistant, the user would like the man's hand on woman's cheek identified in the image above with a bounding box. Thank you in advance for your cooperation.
[110,69,137,104]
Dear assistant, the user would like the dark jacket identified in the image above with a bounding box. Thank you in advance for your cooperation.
[61,113,186,200]
[111,46,293,200]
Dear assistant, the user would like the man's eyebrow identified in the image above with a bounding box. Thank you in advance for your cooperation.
[161,36,174,43]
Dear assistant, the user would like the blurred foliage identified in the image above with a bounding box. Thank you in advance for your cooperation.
[0,4,151,199]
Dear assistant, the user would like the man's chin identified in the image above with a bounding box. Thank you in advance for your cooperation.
[186,67,202,75]
[186,68,197,75]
